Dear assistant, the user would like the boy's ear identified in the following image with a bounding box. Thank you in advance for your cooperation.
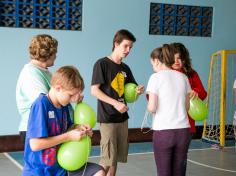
[54,85,62,92]
[114,41,119,48]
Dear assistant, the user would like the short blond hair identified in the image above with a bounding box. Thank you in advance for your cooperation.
[51,66,84,91]
[29,34,58,62]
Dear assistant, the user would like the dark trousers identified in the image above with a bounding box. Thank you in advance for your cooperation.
[153,128,191,176]
[181,134,193,176]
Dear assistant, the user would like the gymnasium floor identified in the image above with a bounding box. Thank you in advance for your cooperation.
[0,140,236,176]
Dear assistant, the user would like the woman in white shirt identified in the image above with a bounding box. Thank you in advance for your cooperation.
[146,44,192,176]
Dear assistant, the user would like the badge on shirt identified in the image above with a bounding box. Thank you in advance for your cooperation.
[121,71,127,78]
[48,111,55,118]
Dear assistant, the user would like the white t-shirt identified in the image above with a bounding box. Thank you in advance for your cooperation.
[16,63,51,131]
[146,70,191,130]
[233,79,236,88]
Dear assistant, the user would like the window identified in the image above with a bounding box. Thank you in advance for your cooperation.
[149,3,213,37]
[0,0,83,31]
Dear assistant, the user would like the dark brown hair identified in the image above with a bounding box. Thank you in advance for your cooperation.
[150,47,162,61]
[171,42,193,76]
[112,29,136,51]
[150,44,175,67]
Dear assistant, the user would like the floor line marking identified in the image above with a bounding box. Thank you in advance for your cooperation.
[89,146,236,158]
[187,159,236,173]
[89,152,155,158]
[189,146,235,151]
[3,152,23,170]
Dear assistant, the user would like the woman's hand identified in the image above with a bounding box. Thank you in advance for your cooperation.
[189,90,198,99]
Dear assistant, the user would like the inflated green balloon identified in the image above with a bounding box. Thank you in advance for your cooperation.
[74,102,96,128]
[124,83,139,103]
[57,136,91,171]
[188,98,208,121]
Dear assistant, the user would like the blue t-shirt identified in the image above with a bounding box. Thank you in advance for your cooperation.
[23,93,73,176]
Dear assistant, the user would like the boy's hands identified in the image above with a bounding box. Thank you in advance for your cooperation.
[112,85,144,114]
[76,124,93,138]
[113,101,129,113]
[70,93,84,103]
[67,124,93,141]
[136,85,145,95]
[76,94,84,103]
[67,128,86,141]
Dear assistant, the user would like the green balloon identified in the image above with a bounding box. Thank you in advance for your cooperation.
[74,102,96,128]
[124,83,139,103]
[57,136,91,171]
[188,98,208,121]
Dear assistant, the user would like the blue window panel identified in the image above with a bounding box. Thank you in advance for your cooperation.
[149,2,213,37]
[0,0,83,31]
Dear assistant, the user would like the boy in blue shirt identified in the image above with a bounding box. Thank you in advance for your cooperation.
[23,66,105,176]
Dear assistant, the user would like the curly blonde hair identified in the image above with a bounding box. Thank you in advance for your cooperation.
[29,34,58,62]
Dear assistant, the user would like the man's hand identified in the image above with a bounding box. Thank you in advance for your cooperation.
[113,101,129,113]
[136,85,145,95]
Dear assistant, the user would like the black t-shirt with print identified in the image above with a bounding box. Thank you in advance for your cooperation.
[91,57,137,123]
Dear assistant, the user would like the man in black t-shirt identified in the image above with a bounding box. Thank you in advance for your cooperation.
[91,29,144,176]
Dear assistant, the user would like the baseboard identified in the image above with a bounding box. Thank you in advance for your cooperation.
[0,126,203,152]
